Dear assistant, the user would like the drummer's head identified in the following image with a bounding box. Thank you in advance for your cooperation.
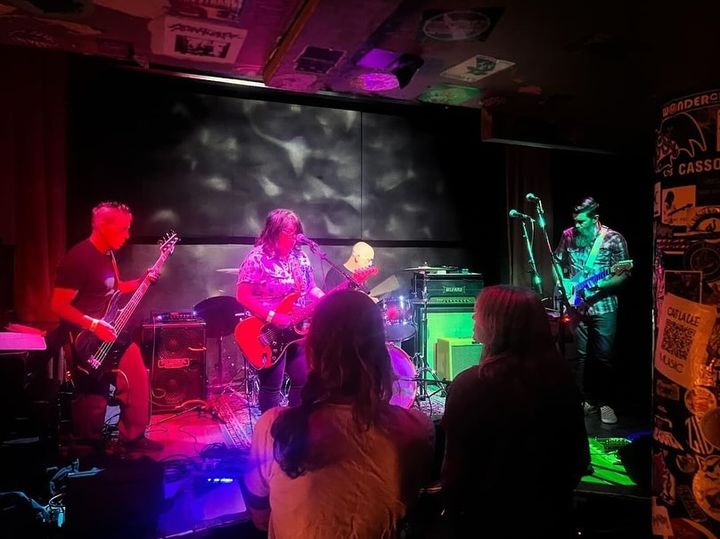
[350,241,374,268]
[305,289,393,406]
[473,285,554,358]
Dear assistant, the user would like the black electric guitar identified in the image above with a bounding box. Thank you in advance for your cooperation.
[73,232,179,377]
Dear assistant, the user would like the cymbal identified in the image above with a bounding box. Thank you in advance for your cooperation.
[216,268,239,274]
[403,265,458,272]
[193,295,242,338]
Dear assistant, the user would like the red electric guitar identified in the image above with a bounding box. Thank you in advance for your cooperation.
[234,266,378,369]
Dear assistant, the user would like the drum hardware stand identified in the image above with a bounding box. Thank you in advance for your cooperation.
[411,277,447,402]
[212,350,259,404]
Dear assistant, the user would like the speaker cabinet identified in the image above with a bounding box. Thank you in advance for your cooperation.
[415,305,475,370]
[435,338,483,380]
[142,322,207,413]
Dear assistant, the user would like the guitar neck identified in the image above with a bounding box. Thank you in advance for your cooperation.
[288,297,320,326]
[111,250,170,333]
[279,267,378,326]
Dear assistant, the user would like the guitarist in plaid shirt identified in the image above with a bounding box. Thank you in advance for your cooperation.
[555,197,630,425]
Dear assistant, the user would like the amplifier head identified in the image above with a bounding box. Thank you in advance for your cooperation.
[412,272,483,300]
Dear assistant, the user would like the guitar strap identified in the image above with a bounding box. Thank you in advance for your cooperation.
[288,254,305,293]
[109,250,121,290]
[583,226,607,273]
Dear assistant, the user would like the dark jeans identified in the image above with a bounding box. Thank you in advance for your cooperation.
[573,310,617,407]
[257,340,308,412]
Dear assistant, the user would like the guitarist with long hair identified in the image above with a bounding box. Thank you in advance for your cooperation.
[236,209,325,412]
[555,197,630,425]
[50,201,162,453]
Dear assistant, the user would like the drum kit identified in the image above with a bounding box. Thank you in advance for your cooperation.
[383,264,456,407]
[198,264,453,409]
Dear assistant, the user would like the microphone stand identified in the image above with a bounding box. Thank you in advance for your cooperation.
[529,196,573,356]
[305,243,369,293]
[529,198,568,305]
[518,218,543,295]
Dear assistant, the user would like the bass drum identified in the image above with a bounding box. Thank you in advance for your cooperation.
[387,343,417,409]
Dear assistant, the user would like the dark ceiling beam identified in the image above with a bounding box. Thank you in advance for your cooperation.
[481,109,618,155]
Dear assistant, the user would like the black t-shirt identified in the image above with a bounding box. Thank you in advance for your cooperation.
[441,356,589,533]
[55,239,117,322]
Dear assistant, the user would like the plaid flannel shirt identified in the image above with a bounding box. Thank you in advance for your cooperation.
[555,226,629,315]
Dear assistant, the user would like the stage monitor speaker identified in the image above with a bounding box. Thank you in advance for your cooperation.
[142,322,207,413]
[435,338,483,380]
[416,306,474,370]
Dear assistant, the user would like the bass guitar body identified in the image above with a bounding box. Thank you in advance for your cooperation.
[72,291,129,378]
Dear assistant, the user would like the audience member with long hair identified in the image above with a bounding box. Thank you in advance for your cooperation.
[243,290,434,538]
[441,285,590,538]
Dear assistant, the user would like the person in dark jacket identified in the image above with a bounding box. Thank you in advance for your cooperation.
[441,285,590,538]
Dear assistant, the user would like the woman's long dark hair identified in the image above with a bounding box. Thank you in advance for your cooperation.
[474,285,563,381]
[256,208,304,252]
[271,290,394,478]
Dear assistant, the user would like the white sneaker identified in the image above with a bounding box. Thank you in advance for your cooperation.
[600,405,618,424]
[583,402,599,415]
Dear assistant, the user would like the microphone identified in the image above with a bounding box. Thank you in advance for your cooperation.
[526,193,540,202]
[509,209,534,221]
[296,234,320,249]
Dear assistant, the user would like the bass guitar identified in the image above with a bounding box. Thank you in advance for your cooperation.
[234,266,379,369]
[562,259,633,312]
[73,232,179,377]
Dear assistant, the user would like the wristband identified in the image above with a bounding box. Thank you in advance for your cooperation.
[266,310,276,323]
[89,318,99,332]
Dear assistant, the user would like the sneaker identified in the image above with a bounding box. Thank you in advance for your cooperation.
[600,405,618,425]
[583,402,599,415]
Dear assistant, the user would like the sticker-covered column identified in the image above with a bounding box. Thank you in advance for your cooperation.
[653,90,720,538]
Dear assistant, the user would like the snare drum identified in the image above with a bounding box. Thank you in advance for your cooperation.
[380,296,416,342]
[387,343,417,409]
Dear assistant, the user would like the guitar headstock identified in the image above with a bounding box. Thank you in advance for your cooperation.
[611,259,633,275]
[352,265,380,284]
[159,231,180,255]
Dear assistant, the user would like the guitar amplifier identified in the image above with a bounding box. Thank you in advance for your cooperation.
[141,322,207,413]
[412,272,484,301]
[435,338,483,380]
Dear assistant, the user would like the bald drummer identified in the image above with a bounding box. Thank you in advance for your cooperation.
[323,241,376,293]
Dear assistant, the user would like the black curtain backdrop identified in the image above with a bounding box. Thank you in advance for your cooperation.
[66,60,508,312]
